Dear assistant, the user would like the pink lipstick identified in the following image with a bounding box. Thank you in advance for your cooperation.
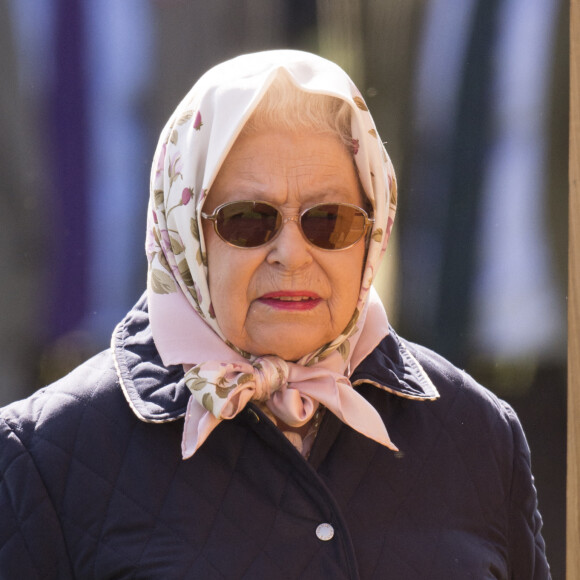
[258,291,321,311]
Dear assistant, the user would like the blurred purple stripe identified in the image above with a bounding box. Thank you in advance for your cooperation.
[49,0,88,336]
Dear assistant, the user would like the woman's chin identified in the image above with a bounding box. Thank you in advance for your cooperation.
[251,344,313,362]
[243,332,328,362]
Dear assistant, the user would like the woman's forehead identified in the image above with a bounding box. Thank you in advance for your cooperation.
[204,128,364,209]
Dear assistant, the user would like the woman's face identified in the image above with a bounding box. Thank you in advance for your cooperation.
[202,129,366,361]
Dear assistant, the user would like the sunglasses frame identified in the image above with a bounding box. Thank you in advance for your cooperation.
[201,200,375,251]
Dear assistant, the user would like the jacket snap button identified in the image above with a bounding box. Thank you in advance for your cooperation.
[316,523,334,541]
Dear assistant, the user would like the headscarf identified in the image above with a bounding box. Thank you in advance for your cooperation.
[145,50,399,458]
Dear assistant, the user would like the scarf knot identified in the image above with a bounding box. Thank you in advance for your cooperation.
[184,356,289,421]
[252,356,289,401]
[181,345,399,459]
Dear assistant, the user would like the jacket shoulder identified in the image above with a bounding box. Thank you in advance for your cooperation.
[0,349,125,452]
[404,339,511,419]
[0,352,120,579]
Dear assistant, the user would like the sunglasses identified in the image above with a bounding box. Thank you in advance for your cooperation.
[201,200,374,250]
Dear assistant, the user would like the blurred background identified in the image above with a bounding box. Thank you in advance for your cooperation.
[1,0,568,576]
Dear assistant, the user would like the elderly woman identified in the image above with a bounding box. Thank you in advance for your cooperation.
[0,51,548,578]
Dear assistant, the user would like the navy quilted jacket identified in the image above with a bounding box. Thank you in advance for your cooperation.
[0,297,549,579]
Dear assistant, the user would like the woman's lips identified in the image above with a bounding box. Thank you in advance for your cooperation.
[257,291,322,311]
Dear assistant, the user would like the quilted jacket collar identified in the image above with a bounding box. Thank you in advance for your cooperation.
[112,294,439,424]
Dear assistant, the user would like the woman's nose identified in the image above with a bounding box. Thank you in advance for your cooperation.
[266,217,313,270]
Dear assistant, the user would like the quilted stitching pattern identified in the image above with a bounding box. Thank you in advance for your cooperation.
[1,355,356,578]
[320,384,513,578]
[0,324,550,578]
[0,418,73,578]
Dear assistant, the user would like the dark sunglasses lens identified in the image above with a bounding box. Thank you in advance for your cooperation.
[215,202,280,247]
[301,204,367,250]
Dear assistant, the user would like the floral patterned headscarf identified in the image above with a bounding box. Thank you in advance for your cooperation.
[146,50,398,458]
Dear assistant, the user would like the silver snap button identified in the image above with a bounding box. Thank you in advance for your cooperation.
[316,523,334,541]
